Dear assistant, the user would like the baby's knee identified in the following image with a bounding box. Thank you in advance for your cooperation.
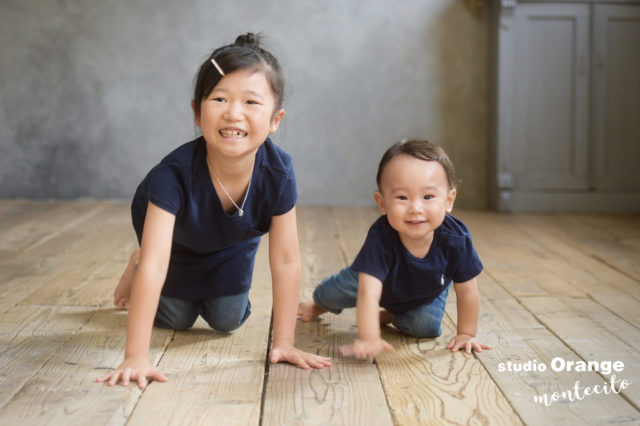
[393,316,442,338]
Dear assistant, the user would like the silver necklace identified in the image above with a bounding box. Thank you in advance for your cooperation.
[207,156,254,217]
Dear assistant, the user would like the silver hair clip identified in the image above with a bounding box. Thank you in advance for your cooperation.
[210,58,225,76]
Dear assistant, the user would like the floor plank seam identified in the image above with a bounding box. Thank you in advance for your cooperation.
[584,292,640,333]
[258,309,274,426]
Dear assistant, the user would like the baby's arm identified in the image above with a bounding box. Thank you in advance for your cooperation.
[97,203,175,388]
[339,272,395,360]
[268,207,332,369]
[446,278,492,354]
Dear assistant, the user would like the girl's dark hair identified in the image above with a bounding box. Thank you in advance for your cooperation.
[376,139,457,190]
[192,33,285,118]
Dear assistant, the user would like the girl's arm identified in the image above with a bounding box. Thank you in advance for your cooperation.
[446,277,492,354]
[339,272,394,360]
[268,207,331,369]
[98,202,175,388]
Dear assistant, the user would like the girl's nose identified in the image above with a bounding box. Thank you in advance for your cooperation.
[224,101,243,120]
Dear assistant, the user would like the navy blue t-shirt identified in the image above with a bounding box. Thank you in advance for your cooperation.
[351,214,483,313]
[131,136,297,299]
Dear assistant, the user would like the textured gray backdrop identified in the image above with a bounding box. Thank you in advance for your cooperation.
[0,0,488,207]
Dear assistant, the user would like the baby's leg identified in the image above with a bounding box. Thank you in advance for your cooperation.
[113,248,140,310]
[297,301,328,322]
[391,284,451,338]
[298,267,359,321]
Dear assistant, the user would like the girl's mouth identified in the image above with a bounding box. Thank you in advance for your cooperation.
[219,129,247,138]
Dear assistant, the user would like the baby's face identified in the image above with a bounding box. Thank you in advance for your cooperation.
[374,154,456,247]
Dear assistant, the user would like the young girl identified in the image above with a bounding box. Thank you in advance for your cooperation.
[298,139,492,360]
[98,33,331,389]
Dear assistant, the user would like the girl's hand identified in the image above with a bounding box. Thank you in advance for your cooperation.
[339,338,395,360]
[446,333,492,354]
[269,342,332,370]
[96,357,167,389]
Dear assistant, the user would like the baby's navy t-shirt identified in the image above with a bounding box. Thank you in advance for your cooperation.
[351,214,483,313]
[131,136,297,299]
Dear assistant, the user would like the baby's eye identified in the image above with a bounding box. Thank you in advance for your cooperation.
[424,195,434,200]
[246,100,260,105]
[396,195,408,200]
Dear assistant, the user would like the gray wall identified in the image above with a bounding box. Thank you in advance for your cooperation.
[0,0,489,208]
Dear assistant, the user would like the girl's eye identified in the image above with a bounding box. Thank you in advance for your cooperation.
[246,100,260,105]
[212,97,226,103]
[424,195,433,200]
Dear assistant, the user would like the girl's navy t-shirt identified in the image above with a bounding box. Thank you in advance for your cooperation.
[131,136,297,299]
[351,214,483,313]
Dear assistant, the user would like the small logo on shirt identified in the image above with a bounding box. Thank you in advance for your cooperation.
[441,274,446,286]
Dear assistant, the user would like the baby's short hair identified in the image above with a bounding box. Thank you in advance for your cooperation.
[376,139,457,190]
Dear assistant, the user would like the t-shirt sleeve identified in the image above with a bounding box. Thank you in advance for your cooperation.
[146,164,184,216]
[451,235,483,283]
[351,222,392,284]
[273,164,298,216]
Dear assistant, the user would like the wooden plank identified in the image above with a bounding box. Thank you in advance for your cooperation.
[0,305,95,410]
[127,239,273,426]
[20,204,137,307]
[456,211,640,323]
[0,202,131,313]
[0,310,173,425]
[445,272,640,424]
[520,296,640,407]
[262,206,393,425]
[521,214,640,284]
[0,200,107,259]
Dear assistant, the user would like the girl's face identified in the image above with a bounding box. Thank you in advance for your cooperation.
[374,154,456,250]
[194,69,285,160]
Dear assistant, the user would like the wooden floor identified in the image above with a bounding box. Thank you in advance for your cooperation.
[0,201,639,425]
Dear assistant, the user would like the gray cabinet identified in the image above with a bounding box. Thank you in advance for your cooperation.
[490,1,640,212]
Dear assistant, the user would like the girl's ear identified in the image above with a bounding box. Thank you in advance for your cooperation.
[373,191,387,215]
[269,109,286,133]
[445,188,457,213]
[191,100,200,126]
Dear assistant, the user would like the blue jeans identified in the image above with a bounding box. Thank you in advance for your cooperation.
[313,267,451,338]
[154,291,251,332]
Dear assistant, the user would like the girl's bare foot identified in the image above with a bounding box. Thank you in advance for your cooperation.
[297,301,327,322]
[380,309,394,327]
[113,248,139,310]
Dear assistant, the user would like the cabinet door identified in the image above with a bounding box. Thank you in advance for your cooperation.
[593,5,640,191]
[513,4,590,190]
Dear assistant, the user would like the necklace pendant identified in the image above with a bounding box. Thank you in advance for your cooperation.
[239,209,244,217]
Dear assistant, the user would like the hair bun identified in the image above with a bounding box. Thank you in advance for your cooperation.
[234,33,261,49]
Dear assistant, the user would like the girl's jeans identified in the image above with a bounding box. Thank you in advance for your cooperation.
[154,291,251,332]
[313,266,450,338]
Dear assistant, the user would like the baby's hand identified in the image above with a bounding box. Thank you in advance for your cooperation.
[339,338,395,360]
[446,334,492,354]
[269,342,332,370]
[96,357,167,389]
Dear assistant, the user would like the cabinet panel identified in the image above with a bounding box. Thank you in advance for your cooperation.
[593,5,640,190]
[513,4,590,190]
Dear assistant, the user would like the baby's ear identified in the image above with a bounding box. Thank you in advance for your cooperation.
[373,191,386,214]
[446,188,457,213]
